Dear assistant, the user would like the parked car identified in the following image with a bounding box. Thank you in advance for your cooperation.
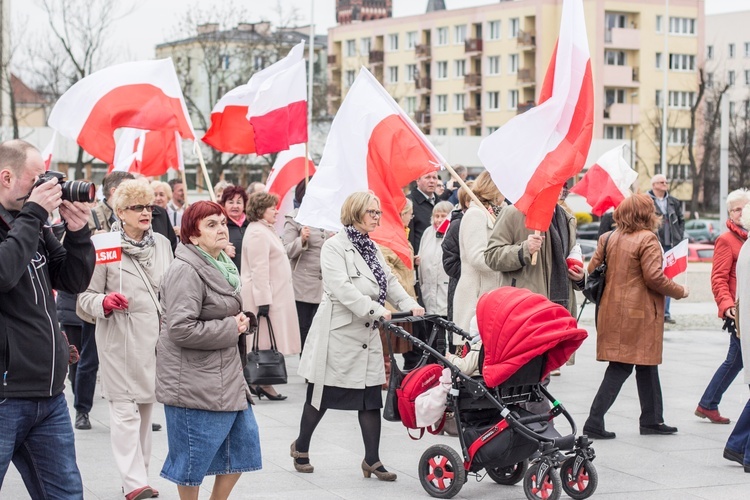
[579,239,597,261]
[685,219,721,243]
[688,243,714,263]
[576,222,600,240]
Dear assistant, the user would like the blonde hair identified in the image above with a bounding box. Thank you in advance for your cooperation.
[112,180,155,213]
[341,191,380,226]
[401,197,413,214]
[471,171,503,206]
[150,180,172,200]
[457,180,474,210]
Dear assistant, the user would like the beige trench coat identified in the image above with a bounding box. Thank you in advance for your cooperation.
[241,220,301,355]
[78,234,173,402]
[418,225,450,316]
[298,231,418,409]
[736,240,750,383]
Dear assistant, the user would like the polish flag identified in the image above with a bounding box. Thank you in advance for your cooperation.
[203,42,305,155]
[110,129,184,177]
[266,143,316,209]
[477,0,593,231]
[570,144,637,216]
[48,59,194,165]
[296,67,446,268]
[663,239,689,279]
[92,232,122,265]
[41,131,56,170]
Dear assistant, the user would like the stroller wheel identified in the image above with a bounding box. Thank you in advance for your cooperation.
[486,460,528,485]
[560,456,598,499]
[418,444,466,499]
[523,461,561,500]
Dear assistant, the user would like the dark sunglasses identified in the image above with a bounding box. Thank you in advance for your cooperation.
[125,205,155,213]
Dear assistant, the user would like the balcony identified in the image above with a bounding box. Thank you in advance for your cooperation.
[464,73,481,89]
[517,30,536,50]
[368,50,384,65]
[604,27,641,51]
[415,44,431,60]
[415,77,432,93]
[464,38,483,54]
[415,109,431,125]
[517,68,535,86]
[602,65,640,88]
[517,101,536,115]
[464,107,481,124]
[603,103,640,124]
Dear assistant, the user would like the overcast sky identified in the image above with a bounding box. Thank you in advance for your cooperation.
[13,0,750,61]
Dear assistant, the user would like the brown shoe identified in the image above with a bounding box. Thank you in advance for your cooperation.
[361,460,397,481]
[290,441,314,473]
[695,406,730,424]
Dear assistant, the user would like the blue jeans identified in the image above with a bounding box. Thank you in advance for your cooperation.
[726,394,750,465]
[0,393,83,499]
[699,333,743,411]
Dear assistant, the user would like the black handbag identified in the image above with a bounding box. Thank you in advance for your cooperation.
[383,330,405,422]
[583,230,614,305]
[245,315,287,385]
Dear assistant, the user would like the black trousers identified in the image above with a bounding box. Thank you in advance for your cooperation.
[295,301,319,353]
[586,362,664,429]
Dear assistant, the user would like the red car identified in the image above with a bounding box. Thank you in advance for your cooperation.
[688,243,714,263]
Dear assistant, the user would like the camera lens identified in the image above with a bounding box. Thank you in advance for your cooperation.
[61,180,96,203]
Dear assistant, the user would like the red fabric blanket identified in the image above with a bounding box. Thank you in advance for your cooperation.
[477,287,587,388]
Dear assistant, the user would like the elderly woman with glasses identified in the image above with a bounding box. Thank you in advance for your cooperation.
[78,180,173,500]
[294,192,424,481]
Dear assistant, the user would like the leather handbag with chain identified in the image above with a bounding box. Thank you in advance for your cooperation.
[583,230,614,305]
[245,315,287,385]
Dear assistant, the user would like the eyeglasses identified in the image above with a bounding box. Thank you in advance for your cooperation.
[125,205,155,213]
[655,181,668,185]
[730,207,745,213]
[365,209,383,218]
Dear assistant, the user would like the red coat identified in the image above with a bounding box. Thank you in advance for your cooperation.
[711,221,747,318]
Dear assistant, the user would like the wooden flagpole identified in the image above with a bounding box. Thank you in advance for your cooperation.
[442,161,494,224]
[304,142,310,187]
[179,165,189,205]
[306,2,314,188]
[193,142,216,202]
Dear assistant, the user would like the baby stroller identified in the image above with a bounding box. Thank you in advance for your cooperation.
[382,287,597,500]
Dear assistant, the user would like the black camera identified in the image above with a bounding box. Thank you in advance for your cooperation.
[32,171,96,203]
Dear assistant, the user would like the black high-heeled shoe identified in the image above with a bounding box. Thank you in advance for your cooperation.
[253,386,287,401]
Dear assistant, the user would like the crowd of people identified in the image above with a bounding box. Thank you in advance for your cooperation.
[1,137,750,500]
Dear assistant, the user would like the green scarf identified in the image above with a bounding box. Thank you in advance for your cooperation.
[196,246,240,291]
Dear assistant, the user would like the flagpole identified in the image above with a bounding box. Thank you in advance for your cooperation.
[304,142,310,187]
[193,142,217,202]
[443,162,495,224]
[307,0,315,183]
[180,166,189,206]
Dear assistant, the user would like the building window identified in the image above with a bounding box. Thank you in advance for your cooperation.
[509,54,519,74]
[487,91,500,110]
[656,52,662,69]
[406,31,418,49]
[707,72,714,88]
[605,89,625,105]
[406,64,417,82]
[387,66,399,84]
[669,17,696,35]
[605,50,626,66]
[436,61,448,79]
[388,34,399,51]
[436,94,448,113]
[667,164,691,180]
[488,20,501,40]
[436,27,449,46]
[604,126,625,139]
[509,18,519,38]
[360,38,371,55]
[668,91,695,109]
[745,100,750,117]
[730,101,736,116]
[345,70,356,87]
[655,90,662,107]
[487,126,499,134]
[729,70,736,86]
[346,39,356,57]
[706,101,715,116]
[605,13,626,29]
[668,54,695,71]
[454,127,466,136]
[729,43,736,58]
[454,59,466,78]
[707,45,713,60]
[508,89,519,110]
[405,96,417,114]
[745,69,750,86]
[487,55,500,75]
[454,25,467,44]
[668,127,690,145]
[745,42,750,58]
[435,128,448,136]
[656,15,662,33]
[454,93,466,112]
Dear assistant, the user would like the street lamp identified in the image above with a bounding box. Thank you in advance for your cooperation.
[630,91,638,167]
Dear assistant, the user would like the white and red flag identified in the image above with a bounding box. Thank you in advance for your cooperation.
[477,0,593,231]
[203,41,306,155]
[48,59,194,165]
[663,239,689,279]
[110,129,184,177]
[91,232,122,265]
[296,67,445,268]
[570,144,637,216]
[266,143,316,209]
[41,132,56,171]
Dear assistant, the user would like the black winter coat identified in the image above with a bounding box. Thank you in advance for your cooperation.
[441,208,464,321]
[227,217,249,272]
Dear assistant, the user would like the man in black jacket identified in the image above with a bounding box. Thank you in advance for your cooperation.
[0,139,95,497]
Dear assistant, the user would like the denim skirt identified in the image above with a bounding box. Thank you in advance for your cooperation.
[160,405,262,486]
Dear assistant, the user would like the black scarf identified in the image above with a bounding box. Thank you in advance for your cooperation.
[548,206,570,308]
[344,225,387,306]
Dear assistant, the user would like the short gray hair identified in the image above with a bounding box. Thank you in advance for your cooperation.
[433,201,454,215]
[726,188,750,211]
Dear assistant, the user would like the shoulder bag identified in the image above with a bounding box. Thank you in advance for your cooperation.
[245,315,288,385]
[582,231,614,305]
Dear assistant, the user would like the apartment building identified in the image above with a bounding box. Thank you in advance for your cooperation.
[705,10,750,120]
[327,0,704,195]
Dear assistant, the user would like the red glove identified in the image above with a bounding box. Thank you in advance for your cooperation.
[102,293,129,314]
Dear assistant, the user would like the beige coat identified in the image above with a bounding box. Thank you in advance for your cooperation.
[298,231,418,409]
[736,240,750,383]
[589,230,685,366]
[282,209,332,304]
[241,220,301,355]
[418,225,450,316]
[78,234,173,402]
[156,244,250,411]
[453,203,502,336]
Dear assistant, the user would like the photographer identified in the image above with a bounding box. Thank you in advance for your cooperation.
[0,139,95,497]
